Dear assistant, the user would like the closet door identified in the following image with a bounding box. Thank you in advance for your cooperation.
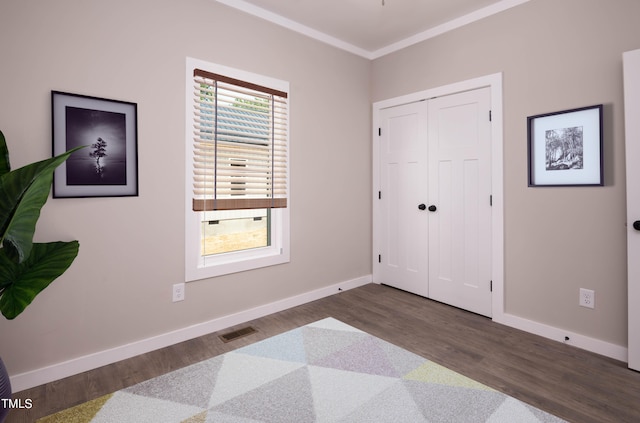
[623,48,640,371]
[427,87,493,317]
[375,87,492,317]
[377,101,429,297]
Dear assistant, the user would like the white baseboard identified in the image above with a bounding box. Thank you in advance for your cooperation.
[494,312,628,363]
[11,275,372,392]
[372,280,627,363]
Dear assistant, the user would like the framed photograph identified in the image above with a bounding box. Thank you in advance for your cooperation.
[527,104,603,187]
[52,91,138,197]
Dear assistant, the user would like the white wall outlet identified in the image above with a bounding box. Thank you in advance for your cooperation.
[579,288,595,309]
[172,283,185,302]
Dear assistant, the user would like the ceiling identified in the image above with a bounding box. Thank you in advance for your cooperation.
[216,0,530,59]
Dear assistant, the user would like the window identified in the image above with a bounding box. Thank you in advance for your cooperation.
[185,58,290,281]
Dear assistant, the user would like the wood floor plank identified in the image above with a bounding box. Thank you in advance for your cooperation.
[6,283,640,422]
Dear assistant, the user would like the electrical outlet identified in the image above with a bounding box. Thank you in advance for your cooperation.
[579,288,595,309]
[172,283,185,302]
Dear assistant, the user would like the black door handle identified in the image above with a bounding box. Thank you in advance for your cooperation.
[634,221,640,231]
[428,205,437,212]
[418,204,426,210]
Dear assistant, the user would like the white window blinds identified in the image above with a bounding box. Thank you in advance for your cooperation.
[191,69,288,211]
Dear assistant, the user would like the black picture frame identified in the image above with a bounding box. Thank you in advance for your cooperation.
[52,91,138,198]
[527,104,603,187]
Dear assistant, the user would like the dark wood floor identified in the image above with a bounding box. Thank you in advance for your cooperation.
[7,283,640,422]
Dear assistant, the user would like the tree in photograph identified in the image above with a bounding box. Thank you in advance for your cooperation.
[89,137,107,174]
[563,126,584,168]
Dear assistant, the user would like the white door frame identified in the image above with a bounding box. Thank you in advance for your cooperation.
[372,72,505,321]
[623,49,640,371]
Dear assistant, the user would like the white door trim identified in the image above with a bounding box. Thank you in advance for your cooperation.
[624,48,640,370]
[372,72,505,321]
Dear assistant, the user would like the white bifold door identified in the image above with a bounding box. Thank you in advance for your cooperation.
[377,87,492,317]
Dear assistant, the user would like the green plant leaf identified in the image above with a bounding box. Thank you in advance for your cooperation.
[0,145,84,263]
[0,241,79,320]
[0,130,11,177]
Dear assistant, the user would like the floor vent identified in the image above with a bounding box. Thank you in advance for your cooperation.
[219,326,257,343]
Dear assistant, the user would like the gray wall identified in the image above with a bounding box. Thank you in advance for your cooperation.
[372,0,639,347]
[0,0,371,376]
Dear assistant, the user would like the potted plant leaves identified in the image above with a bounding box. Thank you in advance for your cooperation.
[0,130,82,422]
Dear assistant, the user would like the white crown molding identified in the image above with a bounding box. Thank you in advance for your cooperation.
[370,0,531,59]
[215,0,372,59]
[216,0,530,60]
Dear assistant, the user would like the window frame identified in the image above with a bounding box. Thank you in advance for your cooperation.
[185,57,290,282]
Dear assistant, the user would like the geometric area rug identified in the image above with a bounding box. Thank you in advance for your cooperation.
[38,317,567,422]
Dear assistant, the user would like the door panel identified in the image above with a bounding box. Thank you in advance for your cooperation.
[624,49,640,371]
[428,88,492,317]
[378,102,429,297]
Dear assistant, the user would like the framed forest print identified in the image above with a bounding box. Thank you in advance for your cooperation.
[527,104,603,187]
